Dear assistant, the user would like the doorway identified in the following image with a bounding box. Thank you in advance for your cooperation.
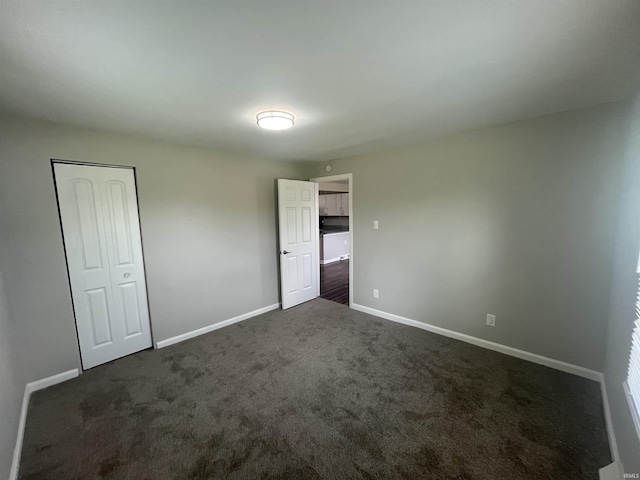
[310,174,353,307]
[53,162,153,369]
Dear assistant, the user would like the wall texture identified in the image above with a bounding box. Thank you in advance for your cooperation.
[308,102,630,372]
[0,113,305,388]
[603,91,640,473]
[0,267,23,480]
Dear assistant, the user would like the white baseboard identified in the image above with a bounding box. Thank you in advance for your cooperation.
[6,305,618,479]
[351,303,602,381]
[155,303,280,349]
[599,461,623,480]
[320,255,350,265]
[623,381,640,447]
[602,379,622,465]
[351,303,624,475]
[9,388,31,480]
[24,369,79,393]
[320,257,341,265]
[10,369,79,480]
[9,304,281,478]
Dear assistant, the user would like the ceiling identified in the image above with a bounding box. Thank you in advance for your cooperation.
[1,1,639,162]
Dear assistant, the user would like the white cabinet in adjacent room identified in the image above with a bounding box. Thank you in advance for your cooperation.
[325,194,338,216]
[339,193,349,215]
[318,194,327,215]
[319,193,349,216]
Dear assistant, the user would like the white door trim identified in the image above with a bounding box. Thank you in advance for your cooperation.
[310,173,353,308]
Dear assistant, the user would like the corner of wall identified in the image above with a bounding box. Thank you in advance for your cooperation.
[602,90,640,475]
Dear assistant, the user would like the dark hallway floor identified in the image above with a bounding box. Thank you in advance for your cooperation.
[320,259,349,305]
[19,299,610,479]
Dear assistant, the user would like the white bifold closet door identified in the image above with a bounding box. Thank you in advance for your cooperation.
[54,163,152,369]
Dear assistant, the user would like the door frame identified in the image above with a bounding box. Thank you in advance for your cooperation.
[51,159,155,372]
[310,173,353,308]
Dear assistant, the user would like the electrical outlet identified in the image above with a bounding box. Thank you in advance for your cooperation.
[373,289,379,298]
[344,240,347,246]
[486,314,496,327]
[373,220,379,229]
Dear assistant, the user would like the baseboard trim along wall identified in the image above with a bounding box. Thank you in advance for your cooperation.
[351,303,626,474]
[155,303,281,349]
[9,303,282,478]
[601,379,622,467]
[320,255,350,265]
[351,303,627,475]
[599,461,623,480]
[351,303,602,381]
[10,369,80,480]
[8,304,620,479]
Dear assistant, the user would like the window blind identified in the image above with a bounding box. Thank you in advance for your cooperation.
[624,271,640,438]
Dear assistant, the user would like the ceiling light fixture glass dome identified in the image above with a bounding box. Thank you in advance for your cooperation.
[256,111,294,130]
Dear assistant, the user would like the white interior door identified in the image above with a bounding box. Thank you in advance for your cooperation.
[54,163,152,369]
[278,179,319,309]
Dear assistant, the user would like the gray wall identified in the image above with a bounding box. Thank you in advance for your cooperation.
[2,100,639,474]
[0,113,305,388]
[603,91,640,473]
[0,267,23,480]
[309,102,630,372]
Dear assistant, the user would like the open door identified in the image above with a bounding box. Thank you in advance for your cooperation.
[277,179,319,309]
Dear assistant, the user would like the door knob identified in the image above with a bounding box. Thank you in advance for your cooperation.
[282,250,292,255]
[123,272,131,278]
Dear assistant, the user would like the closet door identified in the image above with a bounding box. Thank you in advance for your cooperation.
[54,163,152,369]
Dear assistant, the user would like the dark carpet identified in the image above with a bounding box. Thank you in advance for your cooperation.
[19,298,610,479]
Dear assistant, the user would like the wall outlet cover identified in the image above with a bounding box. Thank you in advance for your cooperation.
[373,289,379,298]
[486,314,496,327]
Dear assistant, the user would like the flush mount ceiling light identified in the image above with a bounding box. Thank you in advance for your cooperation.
[256,110,294,130]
